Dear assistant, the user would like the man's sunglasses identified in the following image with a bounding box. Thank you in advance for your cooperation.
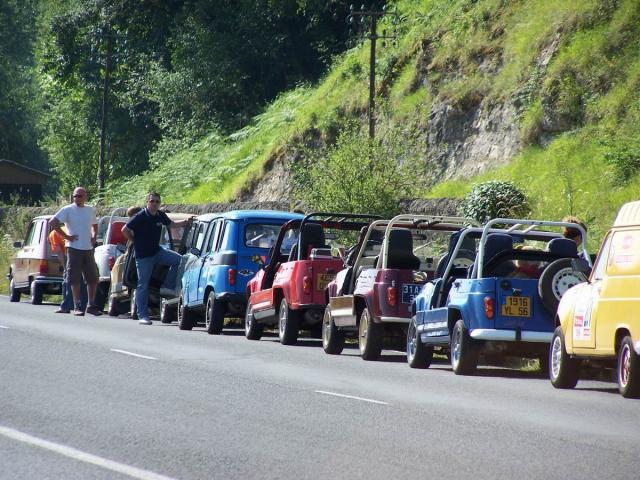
[148,199,161,203]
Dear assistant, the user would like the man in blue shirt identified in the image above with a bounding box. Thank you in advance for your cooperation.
[122,192,193,325]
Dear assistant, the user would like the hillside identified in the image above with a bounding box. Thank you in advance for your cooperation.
[105,0,640,246]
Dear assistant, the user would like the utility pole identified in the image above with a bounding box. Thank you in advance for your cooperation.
[348,5,398,139]
[98,25,113,195]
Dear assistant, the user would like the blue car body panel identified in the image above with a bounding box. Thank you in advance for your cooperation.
[182,210,303,310]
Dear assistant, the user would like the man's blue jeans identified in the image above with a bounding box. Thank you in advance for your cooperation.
[135,248,181,320]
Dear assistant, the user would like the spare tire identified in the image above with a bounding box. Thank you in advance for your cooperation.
[538,258,588,313]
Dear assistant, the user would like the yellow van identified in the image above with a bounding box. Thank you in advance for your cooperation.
[550,201,640,398]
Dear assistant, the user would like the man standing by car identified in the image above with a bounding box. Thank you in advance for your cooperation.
[121,192,193,325]
[50,187,102,316]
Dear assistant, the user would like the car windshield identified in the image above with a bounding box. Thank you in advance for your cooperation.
[245,224,285,251]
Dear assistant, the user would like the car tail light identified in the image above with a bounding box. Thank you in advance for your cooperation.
[387,286,397,307]
[484,296,494,319]
[228,268,236,286]
[108,256,115,270]
[39,260,48,275]
[303,276,311,295]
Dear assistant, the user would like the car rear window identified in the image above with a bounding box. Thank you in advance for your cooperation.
[244,224,283,250]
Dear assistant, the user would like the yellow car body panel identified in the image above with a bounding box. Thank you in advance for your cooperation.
[558,202,640,359]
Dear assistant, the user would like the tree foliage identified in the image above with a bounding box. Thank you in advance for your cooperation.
[291,127,424,218]
[460,181,530,223]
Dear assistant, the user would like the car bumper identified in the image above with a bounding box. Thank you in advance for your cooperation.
[216,292,246,304]
[470,329,552,343]
[380,316,410,324]
[33,276,63,286]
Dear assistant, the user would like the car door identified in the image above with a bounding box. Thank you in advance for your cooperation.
[196,219,223,304]
[572,233,612,350]
[183,221,208,305]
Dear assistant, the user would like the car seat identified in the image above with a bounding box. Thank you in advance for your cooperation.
[547,238,578,257]
[108,221,127,245]
[474,233,514,277]
[298,223,327,260]
[386,229,421,270]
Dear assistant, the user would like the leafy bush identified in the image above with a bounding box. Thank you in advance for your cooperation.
[291,127,424,218]
[460,181,529,223]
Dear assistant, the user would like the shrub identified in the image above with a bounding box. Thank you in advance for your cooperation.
[460,180,529,223]
[291,127,424,218]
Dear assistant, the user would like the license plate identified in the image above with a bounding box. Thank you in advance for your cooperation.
[501,296,531,317]
[316,273,335,291]
[402,284,422,304]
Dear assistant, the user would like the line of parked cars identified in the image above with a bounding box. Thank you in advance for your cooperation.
[7,202,640,398]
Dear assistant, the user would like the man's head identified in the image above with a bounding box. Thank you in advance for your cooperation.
[126,206,142,217]
[72,187,87,207]
[561,215,587,247]
[146,192,161,214]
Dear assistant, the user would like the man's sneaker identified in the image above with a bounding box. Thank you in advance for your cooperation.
[73,308,85,316]
[138,318,152,325]
[159,287,178,297]
[55,308,70,314]
[86,305,103,316]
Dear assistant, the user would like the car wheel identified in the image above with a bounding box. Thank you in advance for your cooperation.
[205,294,225,335]
[618,336,640,398]
[30,281,43,305]
[539,259,587,314]
[9,279,21,302]
[407,317,433,369]
[160,298,177,324]
[94,282,108,311]
[322,305,345,355]
[245,304,264,340]
[451,319,478,375]
[177,295,194,331]
[130,289,138,320]
[359,307,382,361]
[107,295,119,316]
[278,298,299,345]
[549,326,579,389]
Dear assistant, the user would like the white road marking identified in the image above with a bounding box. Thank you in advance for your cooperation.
[110,349,157,360]
[315,390,389,405]
[0,425,176,480]
[0,326,9,329]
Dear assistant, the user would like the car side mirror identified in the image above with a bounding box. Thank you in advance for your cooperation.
[190,247,201,256]
[252,254,265,266]
[571,258,591,277]
[13,241,22,248]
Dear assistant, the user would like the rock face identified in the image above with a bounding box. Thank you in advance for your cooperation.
[426,100,521,181]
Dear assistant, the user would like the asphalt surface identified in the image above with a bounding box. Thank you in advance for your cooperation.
[1,296,639,480]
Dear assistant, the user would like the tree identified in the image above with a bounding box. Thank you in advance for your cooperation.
[291,127,423,217]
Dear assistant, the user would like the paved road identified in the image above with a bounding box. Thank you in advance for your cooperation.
[1,297,638,480]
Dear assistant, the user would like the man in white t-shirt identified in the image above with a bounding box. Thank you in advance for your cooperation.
[50,187,102,316]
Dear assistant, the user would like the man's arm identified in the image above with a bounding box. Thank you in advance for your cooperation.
[170,216,195,227]
[121,225,134,242]
[91,223,98,247]
[49,217,77,242]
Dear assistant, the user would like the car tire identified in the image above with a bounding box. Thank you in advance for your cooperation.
[245,304,264,340]
[107,295,119,317]
[30,281,43,305]
[322,305,345,355]
[205,294,225,335]
[407,317,433,369]
[278,298,299,345]
[160,298,177,324]
[177,295,195,331]
[94,282,108,311]
[549,326,579,389]
[130,289,138,320]
[359,307,383,361]
[451,319,478,375]
[9,279,21,302]
[617,336,640,398]
[539,259,587,314]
